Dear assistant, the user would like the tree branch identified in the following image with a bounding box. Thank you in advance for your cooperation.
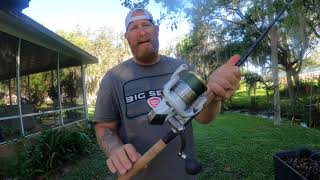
[227,7,263,34]
[308,22,320,38]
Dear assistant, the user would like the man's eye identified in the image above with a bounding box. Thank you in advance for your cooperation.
[129,26,138,31]
[143,24,152,28]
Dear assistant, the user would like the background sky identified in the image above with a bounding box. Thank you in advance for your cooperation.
[23,0,190,50]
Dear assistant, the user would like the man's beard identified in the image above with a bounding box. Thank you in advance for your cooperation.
[131,39,159,64]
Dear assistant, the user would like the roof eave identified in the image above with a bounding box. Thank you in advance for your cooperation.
[0,10,98,65]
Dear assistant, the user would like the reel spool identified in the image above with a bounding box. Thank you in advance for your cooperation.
[148,64,207,125]
[173,70,206,106]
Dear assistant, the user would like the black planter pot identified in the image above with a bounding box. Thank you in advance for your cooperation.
[273,148,320,180]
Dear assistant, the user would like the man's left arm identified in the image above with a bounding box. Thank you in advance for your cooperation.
[196,55,241,124]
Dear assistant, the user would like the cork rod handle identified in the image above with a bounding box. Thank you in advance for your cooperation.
[117,139,167,180]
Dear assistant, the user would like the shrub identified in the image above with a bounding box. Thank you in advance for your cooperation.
[0,125,20,142]
[61,71,81,104]
[16,128,93,179]
[280,80,320,98]
[72,120,96,141]
[0,156,17,178]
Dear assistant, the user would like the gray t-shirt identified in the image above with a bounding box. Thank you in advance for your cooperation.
[94,55,197,180]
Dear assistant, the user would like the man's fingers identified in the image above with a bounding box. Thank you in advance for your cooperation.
[208,83,227,99]
[225,91,234,100]
[229,66,241,79]
[207,54,241,102]
[229,73,241,89]
[106,144,141,175]
[107,158,117,173]
[124,144,140,163]
[227,54,241,66]
[111,154,127,175]
[117,148,133,170]
[212,77,232,90]
[234,80,240,90]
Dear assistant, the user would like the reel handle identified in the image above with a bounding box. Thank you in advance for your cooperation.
[185,157,202,175]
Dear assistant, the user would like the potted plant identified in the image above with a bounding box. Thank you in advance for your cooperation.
[273,148,320,180]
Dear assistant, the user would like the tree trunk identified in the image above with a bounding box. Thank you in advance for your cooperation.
[285,68,296,117]
[270,27,281,125]
[253,82,257,111]
[268,0,281,125]
[265,84,271,113]
[292,68,300,87]
[308,86,312,127]
[266,89,269,105]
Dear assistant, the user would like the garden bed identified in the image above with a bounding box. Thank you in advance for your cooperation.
[273,148,320,180]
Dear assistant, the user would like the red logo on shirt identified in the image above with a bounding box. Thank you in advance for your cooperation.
[147,97,161,108]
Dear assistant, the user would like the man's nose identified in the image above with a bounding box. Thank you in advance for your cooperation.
[137,27,148,37]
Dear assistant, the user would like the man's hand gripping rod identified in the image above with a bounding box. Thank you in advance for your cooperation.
[118,1,293,179]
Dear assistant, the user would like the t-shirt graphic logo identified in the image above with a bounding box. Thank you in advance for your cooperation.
[147,97,161,108]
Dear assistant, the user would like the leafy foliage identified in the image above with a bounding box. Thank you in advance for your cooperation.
[48,82,59,103]
[61,70,81,104]
[242,71,264,93]
[21,72,52,108]
[120,0,150,9]
[0,124,20,142]
[57,28,130,105]
[15,127,94,179]
[0,156,17,177]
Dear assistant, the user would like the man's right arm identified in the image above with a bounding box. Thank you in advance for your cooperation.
[95,121,141,175]
[95,121,123,155]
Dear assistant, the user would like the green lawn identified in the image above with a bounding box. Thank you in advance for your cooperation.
[229,89,272,111]
[229,88,318,117]
[62,113,320,179]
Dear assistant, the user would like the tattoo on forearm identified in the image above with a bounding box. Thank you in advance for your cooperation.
[98,129,123,156]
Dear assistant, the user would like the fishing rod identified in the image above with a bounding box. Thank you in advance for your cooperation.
[118,1,294,179]
[236,0,294,67]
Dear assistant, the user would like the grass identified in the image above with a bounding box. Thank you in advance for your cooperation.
[229,87,319,116]
[194,113,320,179]
[60,150,115,180]
[61,113,320,179]
[229,89,272,111]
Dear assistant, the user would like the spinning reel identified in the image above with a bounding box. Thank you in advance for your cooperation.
[148,64,208,174]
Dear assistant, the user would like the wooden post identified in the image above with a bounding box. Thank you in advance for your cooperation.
[27,75,30,101]
[8,79,12,105]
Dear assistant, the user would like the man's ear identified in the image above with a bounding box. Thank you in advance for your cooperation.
[124,32,128,40]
